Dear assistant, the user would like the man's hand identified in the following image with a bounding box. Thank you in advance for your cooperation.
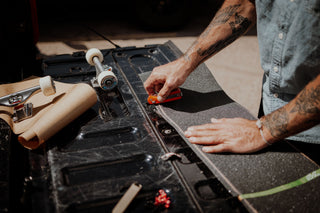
[144,57,193,102]
[144,0,256,102]
[184,118,270,153]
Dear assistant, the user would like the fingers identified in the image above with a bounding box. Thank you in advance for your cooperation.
[184,118,238,153]
[144,65,165,95]
[144,77,164,96]
[187,136,222,144]
[185,123,226,148]
[186,134,230,153]
[186,123,221,131]
[184,118,267,154]
[157,81,177,102]
[144,78,178,102]
[202,144,229,153]
[144,81,175,102]
[144,60,188,101]
[143,70,174,102]
[154,84,164,94]
[185,129,231,153]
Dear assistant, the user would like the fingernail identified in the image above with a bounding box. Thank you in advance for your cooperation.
[187,126,194,131]
[211,118,218,123]
[184,131,191,137]
[188,137,196,142]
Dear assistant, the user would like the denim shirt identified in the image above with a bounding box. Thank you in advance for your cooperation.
[256,0,320,143]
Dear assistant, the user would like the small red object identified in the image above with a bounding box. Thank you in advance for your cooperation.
[154,189,171,209]
[148,88,182,104]
[14,104,24,110]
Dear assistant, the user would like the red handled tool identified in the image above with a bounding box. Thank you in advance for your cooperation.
[148,88,182,104]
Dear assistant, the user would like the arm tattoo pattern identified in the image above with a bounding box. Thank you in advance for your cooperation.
[263,83,320,139]
[290,86,320,115]
[197,5,252,63]
[200,5,241,38]
[262,79,320,140]
[212,4,241,25]
[263,108,289,139]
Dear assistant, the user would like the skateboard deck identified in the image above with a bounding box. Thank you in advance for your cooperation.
[5,41,318,213]
[138,42,320,213]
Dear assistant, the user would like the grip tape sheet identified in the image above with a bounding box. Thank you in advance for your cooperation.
[139,63,320,213]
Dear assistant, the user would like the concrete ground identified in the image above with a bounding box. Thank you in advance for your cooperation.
[36,2,263,116]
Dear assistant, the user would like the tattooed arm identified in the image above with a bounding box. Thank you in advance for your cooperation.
[144,0,256,101]
[183,0,256,67]
[261,74,320,144]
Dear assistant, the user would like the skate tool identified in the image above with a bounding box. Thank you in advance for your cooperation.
[86,48,118,90]
[0,76,56,122]
[148,88,182,104]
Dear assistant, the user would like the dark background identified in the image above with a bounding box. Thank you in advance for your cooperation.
[0,0,222,83]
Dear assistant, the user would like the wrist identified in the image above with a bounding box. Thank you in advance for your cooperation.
[256,119,272,145]
[179,53,198,73]
[256,118,278,145]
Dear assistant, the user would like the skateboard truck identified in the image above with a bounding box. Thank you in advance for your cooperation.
[0,76,56,122]
[148,88,182,104]
[86,48,118,91]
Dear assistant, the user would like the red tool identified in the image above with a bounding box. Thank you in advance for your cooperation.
[148,88,182,104]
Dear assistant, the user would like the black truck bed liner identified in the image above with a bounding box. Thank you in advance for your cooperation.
[1,41,319,213]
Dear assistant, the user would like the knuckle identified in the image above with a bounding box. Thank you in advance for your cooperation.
[165,81,176,89]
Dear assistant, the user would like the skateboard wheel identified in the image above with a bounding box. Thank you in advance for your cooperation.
[39,76,56,96]
[97,71,118,90]
[86,48,103,66]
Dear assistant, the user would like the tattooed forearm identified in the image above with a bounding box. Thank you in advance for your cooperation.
[197,37,235,64]
[230,12,251,33]
[212,5,241,25]
[182,1,255,67]
[261,75,320,142]
[263,108,289,139]
[290,86,320,115]
[197,12,252,63]
[200,5,241,38]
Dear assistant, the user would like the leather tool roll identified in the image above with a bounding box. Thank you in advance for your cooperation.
[0,77,97,149]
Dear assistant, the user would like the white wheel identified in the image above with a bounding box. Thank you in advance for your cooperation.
[97,71,118,90]
[39,76,56,96]
[86,48,103,66]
